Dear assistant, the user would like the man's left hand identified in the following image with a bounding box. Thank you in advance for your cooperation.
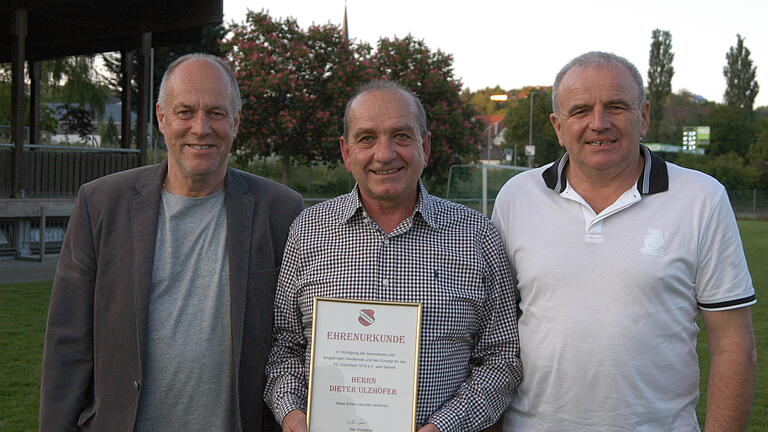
[417,423,440,432]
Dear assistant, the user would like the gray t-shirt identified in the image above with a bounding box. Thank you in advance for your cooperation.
[135,188,235,432]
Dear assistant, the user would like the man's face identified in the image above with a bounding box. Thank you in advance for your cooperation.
[340,89,430,209]
[550,63,649,177]
[157,59,239,185]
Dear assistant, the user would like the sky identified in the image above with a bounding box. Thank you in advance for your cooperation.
[224,0,768,108]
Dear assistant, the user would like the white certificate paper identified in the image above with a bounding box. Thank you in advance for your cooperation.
[307,297,422,432]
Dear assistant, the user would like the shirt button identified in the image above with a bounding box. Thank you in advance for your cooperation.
[383,239,390,245]
[381,279,389,287]
[133,380,140,391]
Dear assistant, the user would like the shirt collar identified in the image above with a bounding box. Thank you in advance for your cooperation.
[542,144,669,195]
[338,181,439,229]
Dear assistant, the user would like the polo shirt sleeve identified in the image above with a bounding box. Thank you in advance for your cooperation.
[695,186,756,311]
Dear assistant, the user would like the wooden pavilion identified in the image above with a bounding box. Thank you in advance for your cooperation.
[0,0,223,199]
[0,0,222,258]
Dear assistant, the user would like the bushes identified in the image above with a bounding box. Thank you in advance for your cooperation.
[673,152,759,191]
[236,157,354,198]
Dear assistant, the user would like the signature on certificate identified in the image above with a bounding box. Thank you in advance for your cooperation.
[346,417,367,425]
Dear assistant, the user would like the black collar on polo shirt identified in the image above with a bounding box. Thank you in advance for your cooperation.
[542,144,669,195]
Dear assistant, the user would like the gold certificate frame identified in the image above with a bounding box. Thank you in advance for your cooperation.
[306,297,422,432]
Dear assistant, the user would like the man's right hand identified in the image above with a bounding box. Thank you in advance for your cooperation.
[282,410,307,432]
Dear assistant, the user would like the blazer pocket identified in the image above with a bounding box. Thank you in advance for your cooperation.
[77,404,96,426]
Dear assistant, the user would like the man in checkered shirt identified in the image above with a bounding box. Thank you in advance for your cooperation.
[264,80,522,432]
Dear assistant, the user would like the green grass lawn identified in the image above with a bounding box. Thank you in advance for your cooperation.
[0,281,50,432]
[1,221,766,431]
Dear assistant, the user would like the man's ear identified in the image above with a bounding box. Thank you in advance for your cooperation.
[340,136,352,172]
[549,113,564,147]
[640,100,650,138]
[421,132,432,165]
[233,112,241,136]
[156,103,166,134]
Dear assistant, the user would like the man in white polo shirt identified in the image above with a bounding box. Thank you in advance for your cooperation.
[492,51,756,431]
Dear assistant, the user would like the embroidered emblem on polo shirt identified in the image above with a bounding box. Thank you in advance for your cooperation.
[641,229,666,256]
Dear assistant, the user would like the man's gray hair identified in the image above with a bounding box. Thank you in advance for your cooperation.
[157,53,242,115]
[552,51,645,114]
[342,80,429,140]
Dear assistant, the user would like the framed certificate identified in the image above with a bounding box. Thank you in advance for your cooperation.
[307,297,422,432]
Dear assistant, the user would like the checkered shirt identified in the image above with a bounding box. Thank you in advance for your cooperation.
[264,183,522,432]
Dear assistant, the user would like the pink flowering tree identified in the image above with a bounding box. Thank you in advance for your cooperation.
[371,36,483,181]
[225,13,481,185]
[225,11,375,183]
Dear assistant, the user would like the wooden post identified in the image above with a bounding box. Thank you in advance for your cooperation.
[121,50,134,149]
[29,60,41,145]
[136,31,152,166]
[39,204,46,262]
[11,8,27,198]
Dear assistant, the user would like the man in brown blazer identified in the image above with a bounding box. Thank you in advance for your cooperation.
[40,53,304,431]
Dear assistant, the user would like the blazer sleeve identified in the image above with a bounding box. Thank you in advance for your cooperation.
[40,186,97,431]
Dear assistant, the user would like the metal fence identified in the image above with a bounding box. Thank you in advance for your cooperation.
[446,164,529,217]
[0,219,15,256]
[2,189,765,259]
[728,189,768,220]
[0,215,68,259]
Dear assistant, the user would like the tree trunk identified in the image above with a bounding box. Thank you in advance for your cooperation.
[281,157,290,185]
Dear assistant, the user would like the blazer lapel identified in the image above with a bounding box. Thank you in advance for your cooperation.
[130,162,165,369]
[225,168,253,373]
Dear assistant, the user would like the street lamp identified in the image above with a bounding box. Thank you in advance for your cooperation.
[488,90,541,167]
[487,94,511,162]
[479,94,511,217]
[527,90,538,168]
[485,123,493,161]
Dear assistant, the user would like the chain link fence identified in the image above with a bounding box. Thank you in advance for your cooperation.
[728,189,768,220]
[0,188,764,259]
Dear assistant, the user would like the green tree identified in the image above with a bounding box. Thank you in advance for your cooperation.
[747,118,768,186]
[675,152,758,191]
[1,56,110,138]
[224,10,375,183]
[655,90,711,144]
[503,89,561,167]
[461,86,510,116]
[0,78,13,127]
[710,153,758,190]
[673,152,712,173]
[723,34,760,113]
[647,29,674,141]
[0,78,61,139]
[749,117,768,159]
[705,104,754,157]
[57,103,96,145]
[371,35,483,182]
[43,56,111,115]
[755,105,768,120]
[100,117,120,147]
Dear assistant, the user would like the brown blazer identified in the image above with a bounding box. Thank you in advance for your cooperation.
[40,162,304,432]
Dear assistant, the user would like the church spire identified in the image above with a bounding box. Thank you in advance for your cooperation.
[341,1,349,41]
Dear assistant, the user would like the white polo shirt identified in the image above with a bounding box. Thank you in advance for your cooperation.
[491,146,755,432]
